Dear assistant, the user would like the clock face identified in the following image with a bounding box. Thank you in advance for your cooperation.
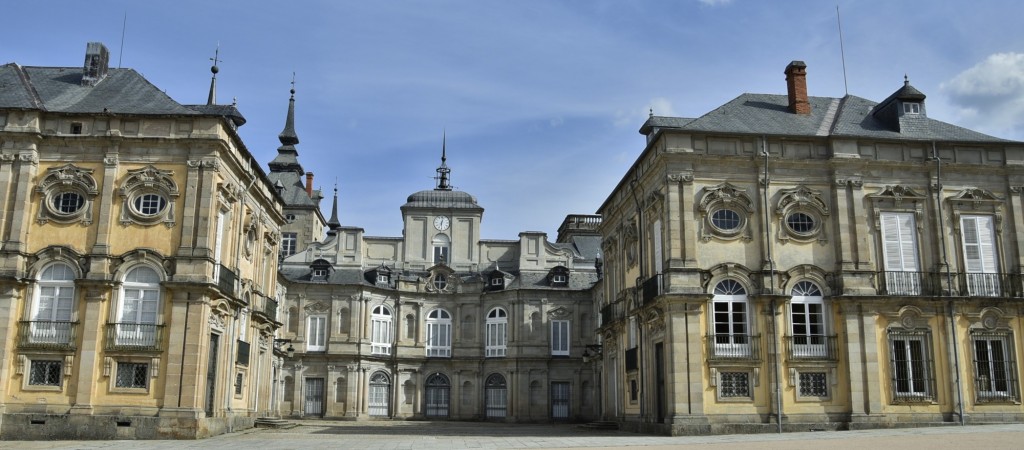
[433,215,451,231]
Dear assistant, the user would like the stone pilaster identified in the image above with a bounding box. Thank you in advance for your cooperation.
[70,280,114,414]
[3,150,39,253]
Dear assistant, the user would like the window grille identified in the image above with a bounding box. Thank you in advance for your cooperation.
[116,362,149,389]
[719,371,750,398]
[28,360,62,386]
[798,372,828,397]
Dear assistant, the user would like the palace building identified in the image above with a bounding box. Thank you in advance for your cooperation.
[0,43,285,439]
[595,60,1024,434]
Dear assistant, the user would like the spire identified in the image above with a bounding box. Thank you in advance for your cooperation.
[206,45,221,105]
[278,73,299,146]
[434,130,452,191]
[326,183,341,233]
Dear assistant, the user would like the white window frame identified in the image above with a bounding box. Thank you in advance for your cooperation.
[115,266,161,347]
[889,330,934,401]
[432,234,450,265]
[551,320,570,356]
[711,280,751,357]
[790,281,827,358]
[307,315,327,351]
[903,102,921,114]
[425,309,452,357]
[485,307,508,357]
[30,263,76,344]
[281,232,298,258]
[960,215,1000,296]
[971,331,1018,402]
[371,305,393,355]
[880,212,921,295]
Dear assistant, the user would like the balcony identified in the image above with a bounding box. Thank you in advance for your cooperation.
[237,340,250,366]
[784,335,839,361]
[706,334,761,361]
[217,264,237,296]
[600,299,625,327]
[641,274,663,305]
[106,323,164,352]
[261,295,279,322]
[878,271,937,296]
[959,272,1005,297]
[17,321,77,351]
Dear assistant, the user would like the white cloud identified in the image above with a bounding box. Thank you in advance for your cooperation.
[941,52,1024,139]
[614,97,676,127]
[698,0,734,6]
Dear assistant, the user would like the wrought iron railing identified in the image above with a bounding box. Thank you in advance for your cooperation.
[878,271,938,296]
[784,335,839,361]
[237,340,250,366]
[105,323,164,352]
[600,299,625,327]
[218,264,237,296]
[262,295,279,322]
[706,334,761,361]
[641,274,662,305]
[17,321,77,350]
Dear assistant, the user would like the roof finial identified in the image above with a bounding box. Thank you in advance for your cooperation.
[904,74,909,86]
[326,180,341,233]
[278,74,299,147]
[290,72,296,97]
[206,44,220,105]
[435,130,452,191]
[649,107,654,118]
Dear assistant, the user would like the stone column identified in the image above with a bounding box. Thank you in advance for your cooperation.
[0,282,26,414]
[70,281,113,414]
[1009,186,1024,272]
[90,151,119,257]
[668,299,709,426]
[844,303,883,422]
[0,153,17,242]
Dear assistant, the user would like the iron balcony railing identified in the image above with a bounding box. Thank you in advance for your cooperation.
[957,272,1024,297]
[105,323,164,352]
[641,274,663,305]
[784,335,840,361]
[218,264,237,296]
[17,320,77,350]
[878,271,938,296]
[600,299,626,327]
[706,334,761,361]
[237,340,251,366]
[262,295,279,322]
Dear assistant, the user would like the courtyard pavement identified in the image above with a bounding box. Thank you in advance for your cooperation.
[4,420,1024,449]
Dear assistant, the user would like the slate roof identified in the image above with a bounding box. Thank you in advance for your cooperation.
[642,92,1010,143]
[402,189,483,211]
[268,170,322,208]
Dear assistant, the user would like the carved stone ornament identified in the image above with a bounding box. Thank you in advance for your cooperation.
[775,185,830,244]
[208,313,226,330]
[0,153,16,163]
[699,182,754,242]
[118,165,179,227]
[425,266,458,294]
[304,301,331,314]
[547,306,572,319]
[622,221,639,269]
[867,185,927,207]
[668,172,694,184]
[35,164,99,225]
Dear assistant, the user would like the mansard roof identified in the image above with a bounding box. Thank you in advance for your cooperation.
[402,189,483,211]
[641,92,1009,143]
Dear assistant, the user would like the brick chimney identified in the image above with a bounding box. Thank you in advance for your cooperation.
[81,42,110,86]
[305,172,314,198]
[785,60,811,115]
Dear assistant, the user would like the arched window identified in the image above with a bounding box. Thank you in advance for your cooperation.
[486,308,508,357]
[432,234,450,264]
[790,281,827,358]
[711,279,751,357]
[485,373,508,419]
[368,371,391,417]
[426,309,452,357]
[424,373,451,418]
[371,305,392,355]
[30,263,76,345]
[115,266,162,348]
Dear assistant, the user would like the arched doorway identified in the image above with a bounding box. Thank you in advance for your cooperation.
[484,373,507,419]
[368,371,391,417]
[424,372,450,418]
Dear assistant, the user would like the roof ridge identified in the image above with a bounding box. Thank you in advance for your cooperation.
[12,63,45,110]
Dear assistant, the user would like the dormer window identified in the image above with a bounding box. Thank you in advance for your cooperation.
[310,258,331,281]
[552,274,567,284]
[491,278,503,287]
[548,266,570,287]
[903,102,920,114]
[377,274,389,284]
[70,122,83,134]
[312,268,327,278]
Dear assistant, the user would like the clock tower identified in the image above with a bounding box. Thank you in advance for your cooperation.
[400,136,483,271]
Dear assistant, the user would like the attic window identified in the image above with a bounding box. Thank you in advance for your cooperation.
[548,266,570,287]
[70,122,83,134]
[552,274,567,284]
[377,274,389,284]
[491,278,503,286]
[312,268,328,278]
[903,103,920,114]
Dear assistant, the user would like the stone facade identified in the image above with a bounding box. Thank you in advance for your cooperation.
[595,61,1024,434]
[0,43,284,439]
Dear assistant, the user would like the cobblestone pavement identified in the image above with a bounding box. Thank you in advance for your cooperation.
[4,421,1024,449]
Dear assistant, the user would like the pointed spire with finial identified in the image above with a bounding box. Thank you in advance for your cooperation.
[326,182,341,234]
[434,130,452,191]
[278,73,299,147]
[206,45,221,105]
[268,76,306,175]
[904,74,910,86]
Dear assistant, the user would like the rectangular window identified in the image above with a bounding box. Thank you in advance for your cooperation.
[790,301,826,358]
[426,321,451,358]
[433,246,448,264]
[551,320,570,356]
[235,372,244,396]
[798,372,829,398]
[889,330,934,401]
[70,122,83,134]
[115,362,149,389]
[371,317,392,355]
[307,316,327,351]
[880,212,921,295]
[281,232,298,258]
[903,102,920,114]
[719,371,750,398]
[552,274,567,284]
[971,331,1018,402]
[961,215,1000,296]
[28,360,62,386]
[627,316,638,349]
[485,319,507,357]
[712,297,751,358]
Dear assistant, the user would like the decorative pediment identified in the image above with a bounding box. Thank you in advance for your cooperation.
[698,182,754,214]
[775,185,829,217]
[868,185,926,205]
[425,266,458,294]
[304,301,330,314]
[948,188,1003,214]
[35,164,99,225]
[547,306,572,319]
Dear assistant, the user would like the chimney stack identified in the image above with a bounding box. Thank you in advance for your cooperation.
[785,60,811,115]
[82,42,110,86]
[305,172,314,198]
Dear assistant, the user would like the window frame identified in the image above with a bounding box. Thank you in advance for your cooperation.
[970,330,1019,402]
[960,214,1000,296]
[425,309,452,358]
[28,359,63,388]
[114,360,150,391]
[888,329,935,402]
[307,315,327,352]
[114,265,162,349]
[880,211,922,295]
[485,307,508,357]
[789,281,827,358]
[370,305,393,355]
[551,319,570,356]
[711,279,751,357]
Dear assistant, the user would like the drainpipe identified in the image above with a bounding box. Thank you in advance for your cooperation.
[933,143,965,426]
[628,175,646,424]
[762,137,782,433]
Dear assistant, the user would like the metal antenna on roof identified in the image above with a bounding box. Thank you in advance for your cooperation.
[118,11,127,68]
[836,5,849,96]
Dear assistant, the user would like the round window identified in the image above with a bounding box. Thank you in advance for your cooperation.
[711,209,742,231]
[786,212,816,234]
[52,191,84,214]
[134,194,167,216]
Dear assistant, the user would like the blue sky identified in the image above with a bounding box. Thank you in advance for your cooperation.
[5,0,1024,239]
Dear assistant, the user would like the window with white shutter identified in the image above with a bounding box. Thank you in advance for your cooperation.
[961,215,1000,296]
[880,212,921,295]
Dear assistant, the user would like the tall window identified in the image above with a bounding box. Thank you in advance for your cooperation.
[971,331,1018,402]
[368,371,391,417]
[281,232,298,258]
[307,315,326,351]
[551,320,570,356]
[31,263,76,344]
[371,305,392,355]
[961,215,1000,296]
[712,279,751,357]
[116,266,161,347]
[424,373,451,418]
[790,281,826,358]
[880,212,921,295]
[888,329,934,401]
[432,234,450,264]
[485,373,508,418]
[426,309,452,357]
[485,308,508,357]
